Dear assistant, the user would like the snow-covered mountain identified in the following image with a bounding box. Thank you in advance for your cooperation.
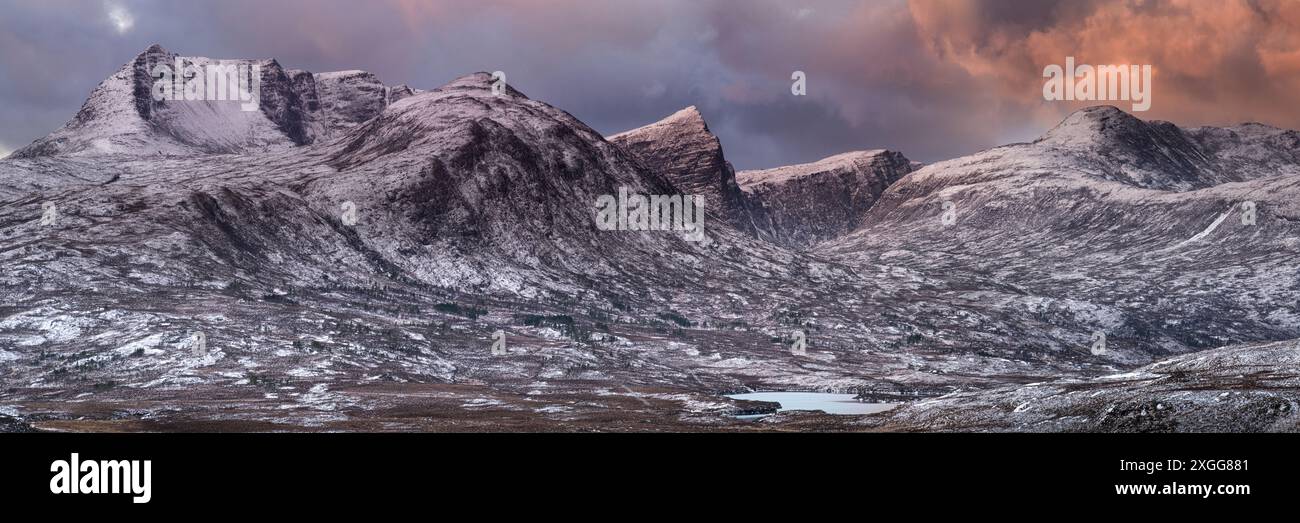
[302,72,822,302]
[11,45,400,158]
[3,47,1300,432]
[1,51,879,431]
[1026,105,1300,190]
[823,105,1300,366]
[608,106,771,239]
[737,150,913,248]
[609,108,915,249]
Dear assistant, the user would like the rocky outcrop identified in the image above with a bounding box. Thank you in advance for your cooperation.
[311,70,391,138]
[387,84,423,104]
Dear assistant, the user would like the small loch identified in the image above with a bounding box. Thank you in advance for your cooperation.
[726,392,898,416]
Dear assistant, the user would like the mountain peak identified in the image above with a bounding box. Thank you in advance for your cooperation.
[436,72,528,99]
[666,105,703,122]
[1039,105,1146,146]
[140,43,169,56]
[665,105,709,131]
[608,106,709,142]
[1033,105,1226,190]
[608,105,766,236]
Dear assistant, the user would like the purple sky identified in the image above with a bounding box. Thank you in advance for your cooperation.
[3,0,1299,168]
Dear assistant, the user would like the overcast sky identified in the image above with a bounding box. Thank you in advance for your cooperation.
[3,0,1300,168]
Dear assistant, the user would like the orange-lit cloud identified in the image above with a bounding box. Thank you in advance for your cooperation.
[908,0,1300,129]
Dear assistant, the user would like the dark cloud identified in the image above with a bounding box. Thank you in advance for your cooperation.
[2,0,1297,167]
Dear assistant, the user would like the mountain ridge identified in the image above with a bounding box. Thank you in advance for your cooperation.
[737,149,913,248]
[4,48,1300,432]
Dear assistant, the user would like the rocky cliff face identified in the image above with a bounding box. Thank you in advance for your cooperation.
[386,84,424,104]
[610,109,915,250]
[737,150,913,248]
[608,106,769,238]
[12,45,400,158]
[311,70,391,139]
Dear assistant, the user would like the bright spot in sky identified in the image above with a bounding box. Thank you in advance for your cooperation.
[0,144,10,159]
[106,2,134,34]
